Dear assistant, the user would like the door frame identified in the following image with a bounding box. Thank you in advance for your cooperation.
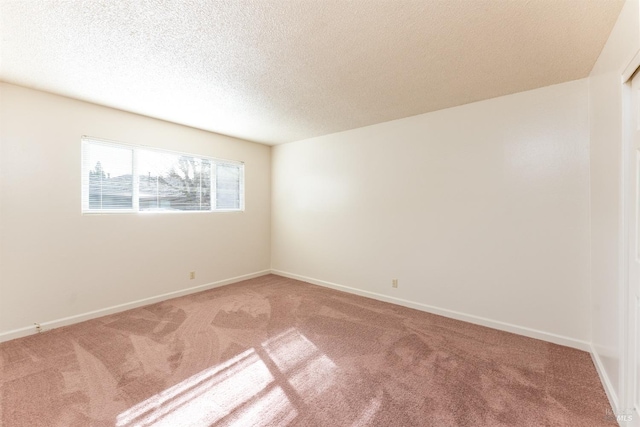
[621,54,640,426]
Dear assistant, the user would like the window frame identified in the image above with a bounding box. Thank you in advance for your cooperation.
[81,136,245,214]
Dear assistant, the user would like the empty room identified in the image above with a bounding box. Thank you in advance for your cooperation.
[1,0,639,426]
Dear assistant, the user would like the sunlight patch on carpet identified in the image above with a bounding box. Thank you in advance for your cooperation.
[116,328,336,426]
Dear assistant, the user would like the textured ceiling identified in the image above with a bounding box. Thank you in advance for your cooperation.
[0,0,625,145]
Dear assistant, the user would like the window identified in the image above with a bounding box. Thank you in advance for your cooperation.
[81,137,244,213]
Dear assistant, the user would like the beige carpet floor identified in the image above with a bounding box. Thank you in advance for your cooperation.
[0,274,616,426]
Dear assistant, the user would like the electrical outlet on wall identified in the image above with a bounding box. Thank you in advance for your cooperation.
[189,271,196,280]
[392,279,398,288]
[33,322,48,333]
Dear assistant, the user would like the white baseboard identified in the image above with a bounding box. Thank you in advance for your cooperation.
[0,270,271,343]
[590,344,620,419]
[271,270,591,352]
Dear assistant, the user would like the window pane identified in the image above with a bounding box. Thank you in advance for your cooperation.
[84,143,133,210]
[82,138,242,214]
[138,150,211,211]
[216,164,242,210]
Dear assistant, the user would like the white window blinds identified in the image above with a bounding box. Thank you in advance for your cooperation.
[216,163,244,210]
[137,150,212,211]
[82,142,134,211]
[81,137,244,213]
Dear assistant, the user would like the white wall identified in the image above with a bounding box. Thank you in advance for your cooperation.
[589,0,640,412]
[0,83,271,338]
[272,79,591,346]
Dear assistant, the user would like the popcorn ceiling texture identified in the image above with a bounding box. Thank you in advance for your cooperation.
[0,0,624,145]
